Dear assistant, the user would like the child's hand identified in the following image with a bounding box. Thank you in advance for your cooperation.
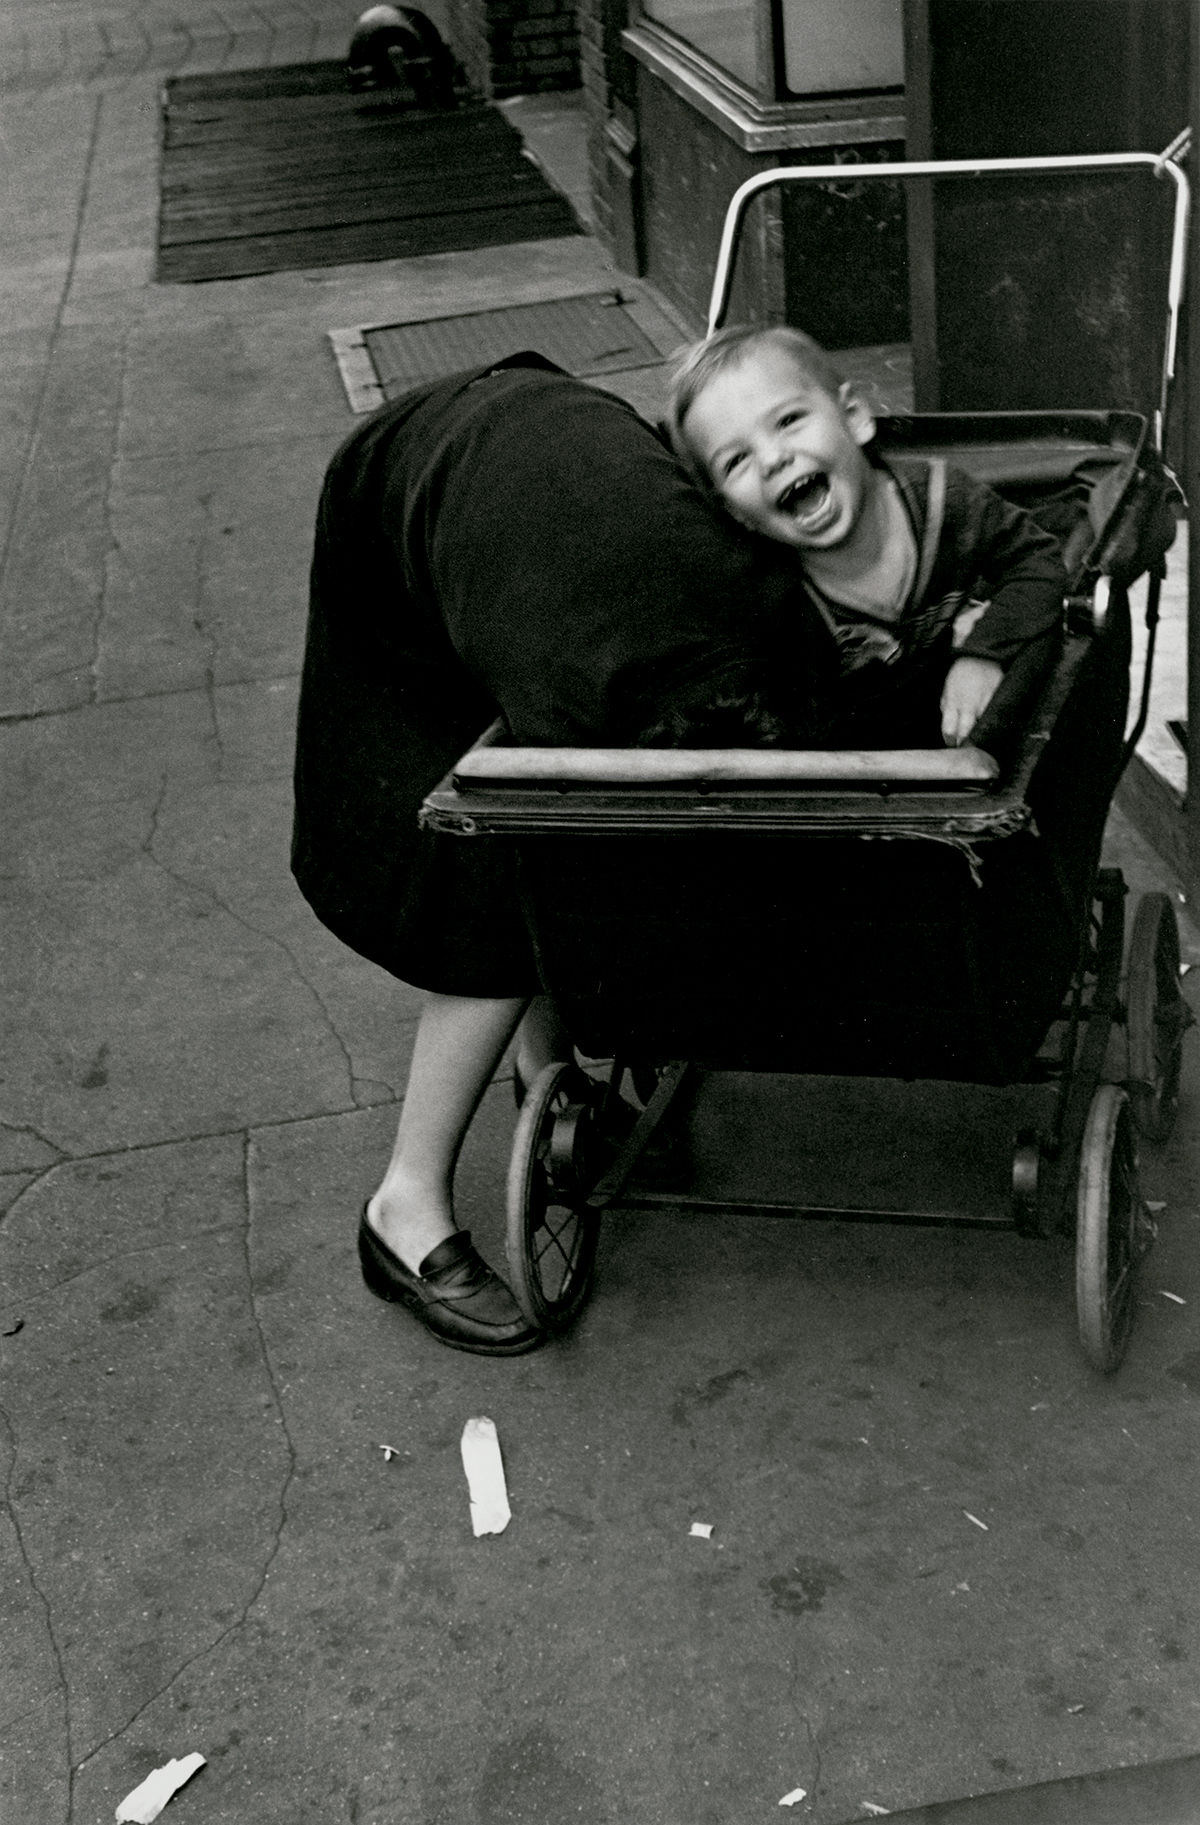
[941,656,1003,746]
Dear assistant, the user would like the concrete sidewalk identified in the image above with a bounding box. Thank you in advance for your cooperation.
[3,24,1200,1825]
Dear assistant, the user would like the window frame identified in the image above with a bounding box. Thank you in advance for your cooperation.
[622,7,905,154]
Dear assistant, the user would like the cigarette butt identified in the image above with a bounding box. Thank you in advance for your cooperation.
[115,1753,205,1822]
[461,1417,511,1536]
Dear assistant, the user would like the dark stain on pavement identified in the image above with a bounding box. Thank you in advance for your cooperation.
[545,1506,597,1535]
[251,1258,292,1297]
[671,1365,752,1427]
[762,1555,846,1615]
[476,1726,607,1824]
[1168,1351,1200,1392]
[1040,1522,1086,1552]
[81,1043,109,1089]
[100,1282,163,1324]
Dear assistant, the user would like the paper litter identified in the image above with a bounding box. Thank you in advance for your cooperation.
[115,1753,205,1823]
[778,1787,807,1806]
[461,1416,511,1536]
[689,1522,714,1539]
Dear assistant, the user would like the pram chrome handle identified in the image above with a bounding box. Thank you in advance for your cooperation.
[706,149,1191,455]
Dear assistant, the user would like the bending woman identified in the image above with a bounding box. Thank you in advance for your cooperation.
[291,354,798,1356]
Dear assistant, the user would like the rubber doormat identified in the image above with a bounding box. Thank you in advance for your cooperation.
[157,62,583,282]
[330,292,682,412]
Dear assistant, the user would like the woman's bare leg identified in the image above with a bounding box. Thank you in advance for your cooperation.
[514,994,573,1087]
[368,991,528,1271]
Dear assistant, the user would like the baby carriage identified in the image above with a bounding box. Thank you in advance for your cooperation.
[422,151,1194,1373]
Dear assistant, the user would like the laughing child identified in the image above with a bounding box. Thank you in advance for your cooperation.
[666,325,1066,750]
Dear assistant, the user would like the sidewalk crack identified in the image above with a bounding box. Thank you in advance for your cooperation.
[190,490,224,766]
[6,1223,241,1306]
[89,317,134,705]
[142,772,369,1107]
[0,1399,74,1820]
[0,92,103,609]
[787,1651,824,1805]
[71,1133,297,1786]
[0,1119,68,1163]
[0,1160,69,1232]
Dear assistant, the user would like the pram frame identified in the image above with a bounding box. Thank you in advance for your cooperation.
[421,153,1193,1372]
[706,150,1191,453]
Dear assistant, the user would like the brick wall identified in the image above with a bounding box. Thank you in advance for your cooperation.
[578,0,633,250]
[449,0,579,96]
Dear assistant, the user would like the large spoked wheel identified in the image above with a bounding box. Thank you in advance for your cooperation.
[1127,891,1190,1142]
[1076,1085,1146,1373]
[506,1062,603,1331]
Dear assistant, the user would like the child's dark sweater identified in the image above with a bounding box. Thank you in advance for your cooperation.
[793,452,1066,748]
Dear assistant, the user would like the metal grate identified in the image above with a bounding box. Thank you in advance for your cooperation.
[158,68,580,283]
[330,292,674,411]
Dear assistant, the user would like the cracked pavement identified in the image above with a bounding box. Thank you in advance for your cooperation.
[3,11,1200,1824]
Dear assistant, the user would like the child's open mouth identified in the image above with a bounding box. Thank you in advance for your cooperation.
[775,470,832,526]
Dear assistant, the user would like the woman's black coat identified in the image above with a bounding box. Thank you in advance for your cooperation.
[291,356,798,994]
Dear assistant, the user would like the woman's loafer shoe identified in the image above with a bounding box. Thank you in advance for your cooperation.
[357,1209,543,1355]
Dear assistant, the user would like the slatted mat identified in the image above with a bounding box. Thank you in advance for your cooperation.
[329,292,680,412]
[157,62,583,283]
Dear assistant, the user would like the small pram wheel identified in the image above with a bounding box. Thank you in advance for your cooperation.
[1075,1084,1144,1373]
[505,1061,602,1330]
[1126,891,1189,1142]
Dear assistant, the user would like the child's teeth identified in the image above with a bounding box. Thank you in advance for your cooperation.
[781,473,827,516]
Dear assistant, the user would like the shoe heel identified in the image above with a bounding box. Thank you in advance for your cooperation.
[359,1229,408,1304]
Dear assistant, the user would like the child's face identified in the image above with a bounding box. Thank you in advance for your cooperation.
[682,343,877,550]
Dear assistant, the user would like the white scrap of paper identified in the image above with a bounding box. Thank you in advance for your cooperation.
[1146,1200,1168,1212]
[115,1753,205,1823]
[1158,1290,1187,1305]
[461,1416,511,1536]
[779,1787,807,1806]
[690,1522,714,1539]
[963,1510,989,1531]
[379,1444,402,1461]
[862,1803,890,1816]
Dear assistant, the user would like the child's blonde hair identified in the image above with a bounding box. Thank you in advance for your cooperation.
[666,324,847,487]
